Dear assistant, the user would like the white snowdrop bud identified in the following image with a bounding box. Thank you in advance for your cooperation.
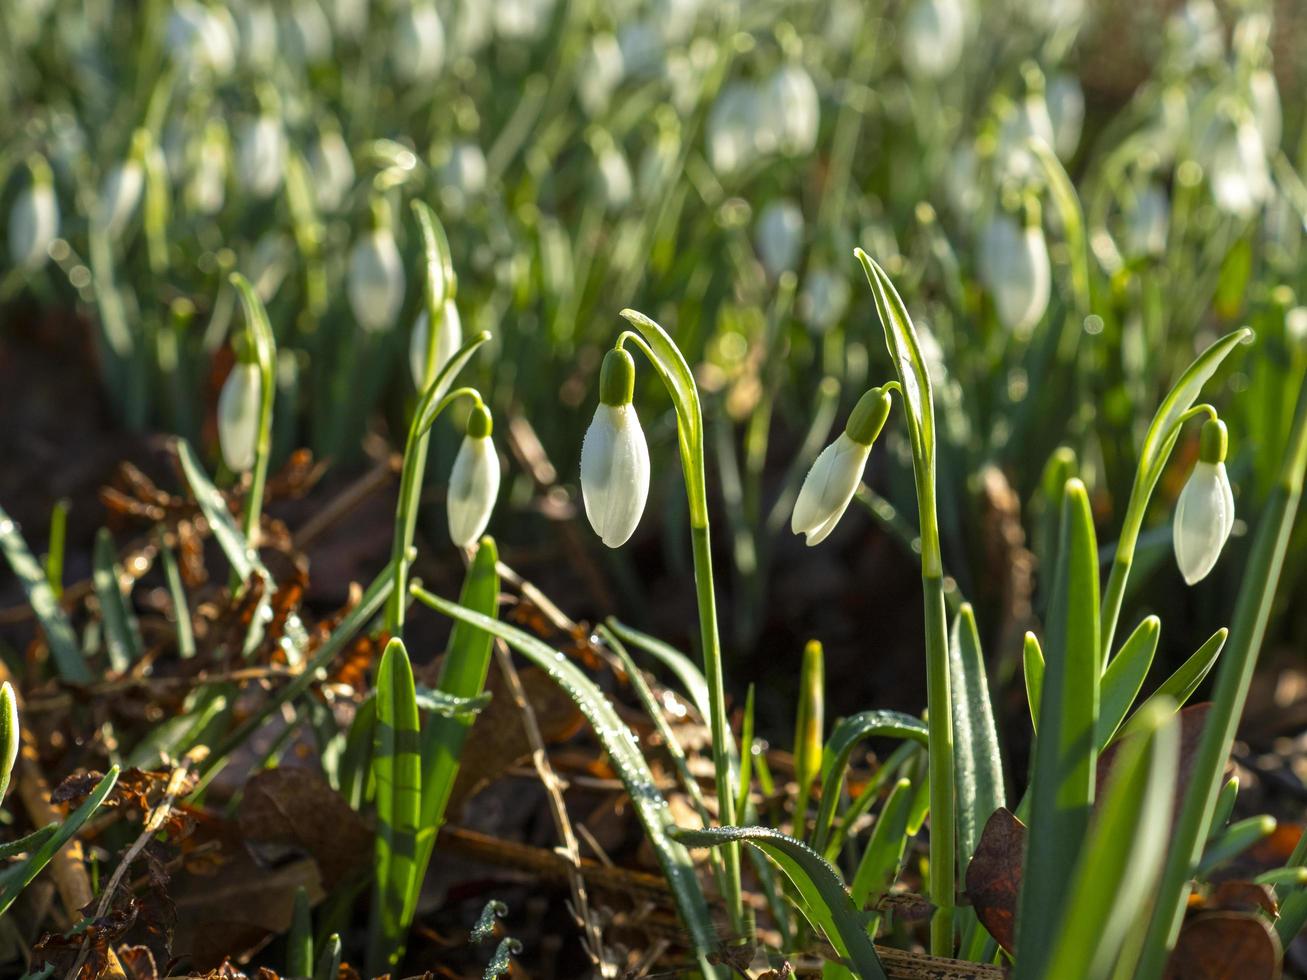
[393,2,445,83]
[308,124,355,213]
[979,201,1050,337]
[448,403,500,549]
[756,199,804,279]
[1202,108,1270,218]
[409,298,462,390]
[237,113,285,200]
[1126,184,1169,258]
[763,65,820,158]
[1047,73,1085,160]
[8,157,59,268]
[581,349,650,548]
[708,82,762,176]
[1174,419,1235,585]
[167,0,237,77]
[99,131,148,240]
[348,199,405,333]
[1249,68,1282,154]
[437,141,486,215]
[998,64,1055,177]
[218,357,262,472]
[902,0,965,80]
[792,388,892,546]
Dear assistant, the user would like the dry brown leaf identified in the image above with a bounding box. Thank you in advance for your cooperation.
[964,807,1025,953]
[1163,912,1282,980]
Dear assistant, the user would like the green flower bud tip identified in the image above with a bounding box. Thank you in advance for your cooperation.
[467,401,493,439]
[368,195,392,232]
[599,347,636,406]
[1199,417,1227,464]
[845,386,892,447]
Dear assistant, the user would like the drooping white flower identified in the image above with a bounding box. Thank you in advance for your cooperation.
[581,349,649,548]
[99,157,145,240]
[409,298,463,390]
[1047,73,1085,160]
[1174,420,1235,585]
[283,0,332,66]
[1168,0,1224,70]
[799,267,851,333]
[1249,68,1282,154]
[348,210,405,333]
[218,360,262,472]
[8,159,59,268]
[187,119,228,215]
[437,141,486,215]
[308,125,355,212]
[792,388,892,546]
[997,67,1055,178]
[393,2,445,83]
[901,0,965,80]
[762,65,820,158]
[617,21,663,77]
[237,114,285,199]
[448,404,500,548]
[756,199,804,279]
[235,2,278,69]
[1126,184,1169,259]
[596,144,633,211]
[494,0,555,41]
[1202,109,1270,219]
[166,0,237,77]
[708,82,762,176]
[578,33,624,116]
[979,206,1051,336]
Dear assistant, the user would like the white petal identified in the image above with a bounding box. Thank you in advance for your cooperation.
[348,229,405,333]
[409,299,463,389]
[791,433,869,544]
[217,362,262,471]
[447,436,500,548]
[580,404,650,548]
[1174,461,1235,585]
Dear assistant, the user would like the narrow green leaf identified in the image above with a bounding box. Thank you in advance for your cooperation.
[605,617,712,724]
[410,201,454,384]
[93,528,144,672]
[950,603,1006,873]
[1096,616,1160,749]
[0,824,58,861]
[0,503,90,683]
[1026,138,1091,315]
[793,640,825,841]
[287,885,313,978]
[736,684,755,821]
[0,766,120,916]
[157,530,195,659]
[1044,701,1179,980]
[617,308,703,477]
[1017,479,1100,979]
[1197,816,1276,877]
[849,777,915,910]
[174,438,257,583]
[1023,632,1044,732]
[1139,628,1228,713]
[413,331,493,439]
[414,587,716,950]
[811,711,928,857]
[673,826,887,979]
[312,934,341,980]
[1207,776,1239,840]
[412,687,492,718]
[338,694,376,811]
[369,638,423,974]
[0,682,17,804]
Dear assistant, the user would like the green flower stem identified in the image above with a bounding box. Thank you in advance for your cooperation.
[228,274,278,593]
[1135,380,1307,979]
[385,386,482,634]
[1099,402,1218,659]
[616,316,743,931]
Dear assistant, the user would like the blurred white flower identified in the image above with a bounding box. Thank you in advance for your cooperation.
[99,157,145,240]
[1249,68,1282,154]
[187,120,228,215]
[237,115,285,199]
[393,2,445,83]
[235,2,277,69]
[979,209,1050,336]
[218,361,261,472]
[755,199,804,279]
[1047,73,1085,160]
[1125,184,1169,259]
[308,125,355,212]
[762,65,819,157]
[596,145,633,210]
[7,163,59,268]
[448,405,500,549]
[326,0,367,40]
[998,81,1055,178]
[800,268,851,333]
[578,33,624,116]
[348,225,405,333]
[494,0,554,41]
[617,21,663,77]
[166,1,237,77]
[283,0,332,66]
[1201,110,1270,218]
[437,141,487,215]
[901,0,965,80]
[1168,0,1224,69]
[409,298,462,390]
[708,82,761,176]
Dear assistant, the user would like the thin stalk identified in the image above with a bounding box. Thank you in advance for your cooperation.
[1135,381,1307,978]
[923,570,955,955]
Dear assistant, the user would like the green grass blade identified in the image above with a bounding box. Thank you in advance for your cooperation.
[0,824,58,861]
[413,586,717,952]
[287,885,313,978]
[1197,816,1276,877]
[1096,616,1160,749]
[312,933,341,980]
[0,503,91,683]
[407,538,500,928]
[174,437,257,583]
[338,694,376,811]
[811,711,928,857]
[849,777,915,914]
[1207,776,1239,840]
[950,603,1006,873]
[824,741,922,860]
[0,766,119,916]
[673,826,887,979]
[1138,628,1228,714]
[1026,138,1092,315]
[1044,701,1179,980]
[736,683,755,820]
[157,530,195,659]
[793,639,825,841]
[1017,479,1100,979]
[1023,632,1044,732]
[368,638,423,975]
[44,498,68,599]
[605,617,713,724]
[0,682,17,803]
[92,528,144,672]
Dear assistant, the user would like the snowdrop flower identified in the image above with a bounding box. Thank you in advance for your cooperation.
[166,0,237,77]
[1168,0,1224,70]
[595,143,633,211]
[8,156,59,268]
[979,200,1050,337]
[998,64,1055,177]
[218,348,262,472]
[799,267,851,333]
[1201,107,1270,219]
[393,2,445,83]
[409,298,462,390]
[581,348,650,548]
[494,0,554,41]
[617,21,662,78]
[578,33,624,117]
[1174,419,1235,585]
[792,387,892,546]
[762,65,820,158]
[447,402,500,548]
[99,130,148,240]
[756,199,804,279]
[1249,68,1282,154]
[237,111,285,200]
[1047,73,1085,160]
[708,82,762,176]
[437,141,486,215]
[1126,184,1169,259]
[901,0,965,80]
[308,123,355,212]
[348,198,405,333]
[187,119,228,215]
[235,2,278,69]
[283,0,332,66]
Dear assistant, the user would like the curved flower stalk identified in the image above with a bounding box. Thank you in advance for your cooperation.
[581,349,650,548]
[447,403,500,549]
[349,195,405,333]
[580,309,744,929]
[791,387,892,545]
[7,155,59,269]
[1173,419,1235,584]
